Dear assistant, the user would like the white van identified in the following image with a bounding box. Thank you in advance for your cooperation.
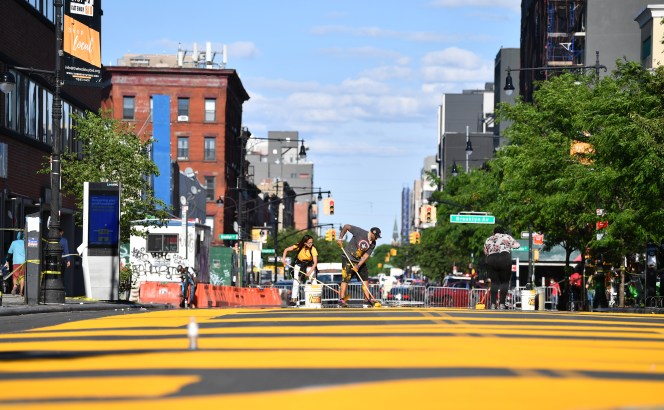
[316,262,343,284]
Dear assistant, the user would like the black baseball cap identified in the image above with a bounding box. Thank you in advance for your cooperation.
[370,227,381,239]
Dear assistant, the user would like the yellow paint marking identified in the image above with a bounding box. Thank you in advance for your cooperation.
[1,377,663,409]
[0,375,199,400]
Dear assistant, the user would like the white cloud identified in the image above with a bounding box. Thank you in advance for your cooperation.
[319,46,407,63]
[227,41,260,59]
[311,25,456,43]
[359,65,413,81]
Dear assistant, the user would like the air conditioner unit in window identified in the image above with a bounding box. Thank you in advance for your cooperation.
[177,115,189,122]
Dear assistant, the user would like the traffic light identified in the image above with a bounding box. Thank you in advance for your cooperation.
[426,206,432,223]
[414,232,421,244]
[330,229,336,241]
[409,232,416,244]
[390,248,397,256]
[329,199,334,215]
[325,230,332,241]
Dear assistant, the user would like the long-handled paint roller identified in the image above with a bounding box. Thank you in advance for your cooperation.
[339,244,382,308]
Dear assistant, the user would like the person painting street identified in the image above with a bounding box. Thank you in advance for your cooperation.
[282,234,318,307]
[336,224,381,307]
[483,226,520,309]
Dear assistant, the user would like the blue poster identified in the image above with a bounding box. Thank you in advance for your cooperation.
[88,193,120,247]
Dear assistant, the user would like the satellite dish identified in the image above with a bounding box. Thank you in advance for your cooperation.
[184,167,195,178]
[233,221,239,233]
[190,186,198,195]
[179,196,187,206]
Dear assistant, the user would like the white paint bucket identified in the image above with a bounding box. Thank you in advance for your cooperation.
[521,289,537,311]
[304,284,322,308]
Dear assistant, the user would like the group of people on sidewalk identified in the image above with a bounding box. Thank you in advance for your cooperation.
[2,229,71,297]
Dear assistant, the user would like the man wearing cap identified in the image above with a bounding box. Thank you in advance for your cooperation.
[336,224,381,307]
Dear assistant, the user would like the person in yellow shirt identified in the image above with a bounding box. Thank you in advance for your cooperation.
[282,234,318,306]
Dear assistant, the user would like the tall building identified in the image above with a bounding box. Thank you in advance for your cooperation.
[0,0,102,295]
[245,131,316,231]
[635,5,664,69]
[494,47,520,140]
[102,51,250,246]
[520,0,651,101]
[436,83,497,185]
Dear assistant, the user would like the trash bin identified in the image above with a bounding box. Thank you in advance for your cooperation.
[521,288,536,311]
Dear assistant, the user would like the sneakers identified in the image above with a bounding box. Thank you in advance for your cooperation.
[289,299,298,307]
[338,298,348,307]
[365,299,377,307]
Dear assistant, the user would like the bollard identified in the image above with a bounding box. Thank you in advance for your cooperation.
[187,316,199,350]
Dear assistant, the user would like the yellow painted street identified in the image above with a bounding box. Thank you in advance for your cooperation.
[0,308,663,409]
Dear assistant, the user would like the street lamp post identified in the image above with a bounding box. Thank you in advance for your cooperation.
[0,0,66,303]
[504,51,607,96]
[465,125,473,174]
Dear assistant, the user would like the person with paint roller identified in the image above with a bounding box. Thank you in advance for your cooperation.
[282,234,318,307]
[336,224,381,308]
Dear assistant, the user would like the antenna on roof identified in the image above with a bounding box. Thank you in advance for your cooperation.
[177,43,185,67]
[222,44,227,68]
[192,42,199,63]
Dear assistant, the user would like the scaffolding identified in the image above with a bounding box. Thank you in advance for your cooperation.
[546,0,585,68]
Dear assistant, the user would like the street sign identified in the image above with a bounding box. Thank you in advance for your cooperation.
[521,231,531,239]
[516,245,529,251]
[450,214,495,224]
[261,248,275,254]
[218,233,238,240]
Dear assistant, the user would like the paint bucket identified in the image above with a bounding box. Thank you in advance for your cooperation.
[304,284,322,308]
[521,289,537,311]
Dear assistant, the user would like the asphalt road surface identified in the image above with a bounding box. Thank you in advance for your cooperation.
[0,307,663,409]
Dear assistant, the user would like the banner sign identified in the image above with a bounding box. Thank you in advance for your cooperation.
[64,0,102,86]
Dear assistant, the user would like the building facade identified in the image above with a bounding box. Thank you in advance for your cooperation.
[520,0,652,101]
[0,0,103,295]
[102,60,249,246]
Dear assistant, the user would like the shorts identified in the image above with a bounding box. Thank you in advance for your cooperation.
[341,256,368,283]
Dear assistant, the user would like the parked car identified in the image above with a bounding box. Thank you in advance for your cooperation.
[429,280,487,308]
[386,286,425,305]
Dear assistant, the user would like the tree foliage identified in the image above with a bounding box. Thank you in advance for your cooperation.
[413,62,664,276]
[51,111,170,243]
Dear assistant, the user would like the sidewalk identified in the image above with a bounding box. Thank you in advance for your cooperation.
[0,293,171,316]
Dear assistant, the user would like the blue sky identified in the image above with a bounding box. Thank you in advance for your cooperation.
[101,0,521,245]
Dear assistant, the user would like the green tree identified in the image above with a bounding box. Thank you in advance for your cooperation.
[48,111,170,243]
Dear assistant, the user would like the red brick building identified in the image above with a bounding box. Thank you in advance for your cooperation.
[101,62,249,245]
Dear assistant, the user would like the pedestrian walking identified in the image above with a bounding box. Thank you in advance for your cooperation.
[178,264,197,308]
[550,278,561,310]
[483,226,520,309]
[4,232,26,296]
[336,224,381,307]
[282,234,318,306]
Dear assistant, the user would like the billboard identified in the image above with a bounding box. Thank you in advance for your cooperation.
[63,0,102,85]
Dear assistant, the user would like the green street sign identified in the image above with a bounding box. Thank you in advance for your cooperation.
[449,214,495,224]
[218,233,238,240]
[261,248,275,254]
[516,246,529,251]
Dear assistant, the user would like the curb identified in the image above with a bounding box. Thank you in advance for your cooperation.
[0,298,172,317]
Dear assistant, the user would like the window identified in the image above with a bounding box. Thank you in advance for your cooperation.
[641,36,652,65]
[178,97,190,117]
[177,137,189,160]
[147,233,179,253]
[204,98,216,122]
[204,137,216,160]
[204,176,215,201]
[123,96,135,120]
